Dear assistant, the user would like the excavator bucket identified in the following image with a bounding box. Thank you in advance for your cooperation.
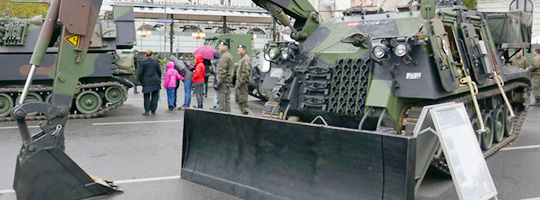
[13,148,120,199]
[11,102,121,199]
[181,109,418,200]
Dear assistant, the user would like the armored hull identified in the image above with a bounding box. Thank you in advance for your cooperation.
[261,7,531,172]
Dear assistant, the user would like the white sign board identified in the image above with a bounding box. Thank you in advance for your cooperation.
[429,103,498,200]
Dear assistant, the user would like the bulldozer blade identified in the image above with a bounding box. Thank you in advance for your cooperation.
[13,146,122,199]
[181,109,417,200]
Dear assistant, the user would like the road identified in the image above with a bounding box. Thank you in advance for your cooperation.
[0,88,539,200]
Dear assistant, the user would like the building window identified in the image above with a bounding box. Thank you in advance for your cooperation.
[509,0,533,13]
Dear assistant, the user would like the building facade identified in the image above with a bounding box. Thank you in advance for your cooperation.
[103,0,425,55]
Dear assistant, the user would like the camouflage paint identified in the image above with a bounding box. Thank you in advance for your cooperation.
[0,3,136,117]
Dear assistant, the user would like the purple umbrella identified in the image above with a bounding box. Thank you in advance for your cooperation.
[193,45,217,60]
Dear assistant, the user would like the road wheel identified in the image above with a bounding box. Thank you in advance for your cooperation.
[45,93,53,104]
[0,93,14,117]
[75,91,102,114]
[105,86,124,104]
[504,107,514,137]
[471,117,481,145]
[481,113,494,150]
[16,92,43,116]
[492,107,505,143]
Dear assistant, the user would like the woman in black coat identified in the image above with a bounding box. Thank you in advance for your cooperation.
[138,50,162,115]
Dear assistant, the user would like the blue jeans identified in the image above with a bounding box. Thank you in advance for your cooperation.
[183,80,192,107]
[166,87,175,109]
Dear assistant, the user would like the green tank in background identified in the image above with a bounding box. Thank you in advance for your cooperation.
[204,33,271,100]
[0,6,136,119]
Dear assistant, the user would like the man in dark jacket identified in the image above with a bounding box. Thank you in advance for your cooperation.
[138,50,162,115]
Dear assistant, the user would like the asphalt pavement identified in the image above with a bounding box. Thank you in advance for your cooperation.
[0,88,539,200]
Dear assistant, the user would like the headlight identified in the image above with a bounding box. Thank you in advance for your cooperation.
[280,48,289,60]
[372,46,386,59]
[268,48,278,59]
[394,43,407,57]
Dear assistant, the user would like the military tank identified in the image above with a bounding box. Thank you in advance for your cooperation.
[181,0,532,199]
[0,6,136,120]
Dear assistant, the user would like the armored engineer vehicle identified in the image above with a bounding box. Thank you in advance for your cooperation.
[181,0,532,199]
[258,0,532,171]
[0,5,136,120]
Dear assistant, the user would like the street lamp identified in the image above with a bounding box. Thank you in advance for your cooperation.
[136,23,154,50]
[191,26,206,39]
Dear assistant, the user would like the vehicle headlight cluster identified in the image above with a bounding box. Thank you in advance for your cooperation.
[371,39,411,59]
[264,42,298,62]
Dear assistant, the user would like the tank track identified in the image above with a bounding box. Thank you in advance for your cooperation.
[0,81,128,121]
[401,81,529,175]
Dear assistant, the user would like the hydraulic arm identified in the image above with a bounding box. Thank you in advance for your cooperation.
[253,0,320,40]
[12,0,121,199]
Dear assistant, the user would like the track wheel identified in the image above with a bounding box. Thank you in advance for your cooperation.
[105,86,124,104]
[504,107,514,136]
[471,117,481,145]
[45,93,53,104]
[0,93,14,117]
[75,91,102,114]
[481,113,494,150]
[16,92,43,116]
[492,107,505,143]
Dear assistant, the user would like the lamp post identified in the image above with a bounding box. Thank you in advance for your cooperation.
[136,23,153,51]
[191,26,206,46]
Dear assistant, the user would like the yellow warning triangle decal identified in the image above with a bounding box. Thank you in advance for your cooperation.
[64,34,80,47]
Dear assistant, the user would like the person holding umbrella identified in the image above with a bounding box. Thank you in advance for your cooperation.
[193,45,217,98]
[192,54,206,108]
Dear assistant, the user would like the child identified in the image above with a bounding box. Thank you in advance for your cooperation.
[164,61,184,111]
[192,55,206,108]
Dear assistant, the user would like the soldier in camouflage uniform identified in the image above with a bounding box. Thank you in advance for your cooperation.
[528,49,540,106]
[509,50,529,69]
[216,41,235,112]
[235,44,252,114]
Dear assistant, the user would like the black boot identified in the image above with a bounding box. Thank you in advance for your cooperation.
[533,99,540,106]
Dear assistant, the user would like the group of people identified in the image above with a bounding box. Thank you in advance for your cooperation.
[509,49,540,106]
[136,40,252,115]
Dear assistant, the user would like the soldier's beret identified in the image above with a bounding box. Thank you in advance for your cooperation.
[238,44,247,49]
[219,41,229,47]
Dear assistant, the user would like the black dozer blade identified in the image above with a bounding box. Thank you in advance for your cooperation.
[182,109,417,200]
[11,102,121,200]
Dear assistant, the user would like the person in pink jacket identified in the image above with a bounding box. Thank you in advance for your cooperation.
[192,55,206,108]
[164,61,184,111]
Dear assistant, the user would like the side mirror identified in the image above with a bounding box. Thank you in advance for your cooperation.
[421,0,436,19]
